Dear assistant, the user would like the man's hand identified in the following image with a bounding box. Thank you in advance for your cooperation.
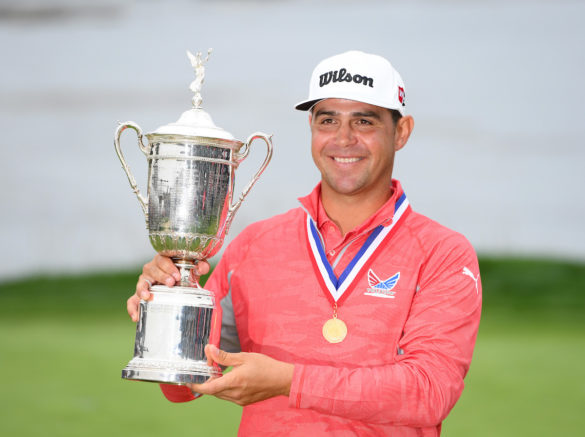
[127,255,210,322]
[189,345,294,406]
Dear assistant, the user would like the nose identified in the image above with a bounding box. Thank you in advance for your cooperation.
[336,121,357,147]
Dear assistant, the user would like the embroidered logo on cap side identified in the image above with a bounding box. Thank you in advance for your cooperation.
[398,86,405,106]
[319,68,374,88]
[365,269,400,298]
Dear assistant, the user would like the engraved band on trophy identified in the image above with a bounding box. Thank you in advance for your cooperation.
[114,49,273,384]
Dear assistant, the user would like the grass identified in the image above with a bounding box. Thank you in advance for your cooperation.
[0,318,241,437]
[444,314,585,436]
[0,257,584,436]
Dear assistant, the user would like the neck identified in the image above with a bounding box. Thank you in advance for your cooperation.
[321,183,393,235]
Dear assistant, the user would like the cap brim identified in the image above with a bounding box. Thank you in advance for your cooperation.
[295,97,405,115]
[294,99,322,111]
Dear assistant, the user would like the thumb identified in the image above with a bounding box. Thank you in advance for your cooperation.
[194,260,210,276]
[205,344,241,367]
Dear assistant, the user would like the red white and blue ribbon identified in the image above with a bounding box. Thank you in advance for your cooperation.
[305,192,411,305]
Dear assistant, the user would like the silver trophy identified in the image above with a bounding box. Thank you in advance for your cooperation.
[114,49,273,384]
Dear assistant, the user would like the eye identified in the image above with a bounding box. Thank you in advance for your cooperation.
[356,118,373,126]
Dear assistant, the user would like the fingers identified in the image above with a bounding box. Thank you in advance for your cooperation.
[127,256,212,323]
[189,260,211,283]
[128,274,151,321]
[136,254,180,299]
[189,373,230,396]
[129,255,179,322]
[188,366,237,400]
[127,294,141,322]
[144,254,181,287]
[205,344,241,368]
[188,349,293,406]
[205,346,214,367]
[195,260,211,276]
[136,274,154,300]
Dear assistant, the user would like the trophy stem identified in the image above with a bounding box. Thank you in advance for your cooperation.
[172,258,201,288]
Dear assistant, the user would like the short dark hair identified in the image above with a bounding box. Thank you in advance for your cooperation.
[389,109,402,125]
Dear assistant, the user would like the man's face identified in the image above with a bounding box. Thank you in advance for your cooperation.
[310,98,400,199]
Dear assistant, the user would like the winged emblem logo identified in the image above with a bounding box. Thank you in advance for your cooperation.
[365,269,400,298]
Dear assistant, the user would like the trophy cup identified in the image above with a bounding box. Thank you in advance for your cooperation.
[114,49,273,384]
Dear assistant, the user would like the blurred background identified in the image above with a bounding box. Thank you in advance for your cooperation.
[1,0,583,436]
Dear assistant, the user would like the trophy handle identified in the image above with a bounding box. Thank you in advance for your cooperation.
[114,121,150,221]
[226,132,274,230]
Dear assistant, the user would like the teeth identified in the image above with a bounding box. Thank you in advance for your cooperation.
[333,157,360,163]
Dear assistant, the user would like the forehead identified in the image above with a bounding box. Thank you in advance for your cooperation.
[312,98,389,118]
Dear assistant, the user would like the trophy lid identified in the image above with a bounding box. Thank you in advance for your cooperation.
[149,49,237,142]
[151,107,236,141]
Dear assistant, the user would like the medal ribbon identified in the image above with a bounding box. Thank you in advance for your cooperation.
[306,192,411,306]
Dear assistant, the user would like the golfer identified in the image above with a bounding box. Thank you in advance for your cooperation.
[128,50,482,436]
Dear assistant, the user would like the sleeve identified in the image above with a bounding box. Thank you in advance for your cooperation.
[288,234,482,427]
[159,384,199,403]
[158,239,243,403]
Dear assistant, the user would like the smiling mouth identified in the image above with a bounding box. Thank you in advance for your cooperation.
[332,157,362,163]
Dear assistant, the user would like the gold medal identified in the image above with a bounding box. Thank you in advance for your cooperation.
[322,317,347,343]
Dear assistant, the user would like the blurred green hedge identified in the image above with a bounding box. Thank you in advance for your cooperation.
[1,256,583,318]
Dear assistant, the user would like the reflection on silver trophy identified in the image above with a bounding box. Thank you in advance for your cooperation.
[114,49,273,384]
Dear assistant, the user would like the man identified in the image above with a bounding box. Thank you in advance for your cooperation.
[127,51,482,436]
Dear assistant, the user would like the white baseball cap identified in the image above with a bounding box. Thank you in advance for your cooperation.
[295,50,407,115]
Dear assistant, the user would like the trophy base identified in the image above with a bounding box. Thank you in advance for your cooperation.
[122,284,220,385]
[122,358,221,385]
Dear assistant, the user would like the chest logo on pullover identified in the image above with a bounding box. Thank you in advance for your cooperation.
[365,269,400,298]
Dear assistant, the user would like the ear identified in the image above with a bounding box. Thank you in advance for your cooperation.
[394,115,414,152]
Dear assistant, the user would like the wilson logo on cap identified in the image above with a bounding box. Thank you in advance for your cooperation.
[319,68,374,88]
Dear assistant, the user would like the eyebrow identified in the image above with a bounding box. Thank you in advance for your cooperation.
[352,111,382,120]
[313,109,382,120]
